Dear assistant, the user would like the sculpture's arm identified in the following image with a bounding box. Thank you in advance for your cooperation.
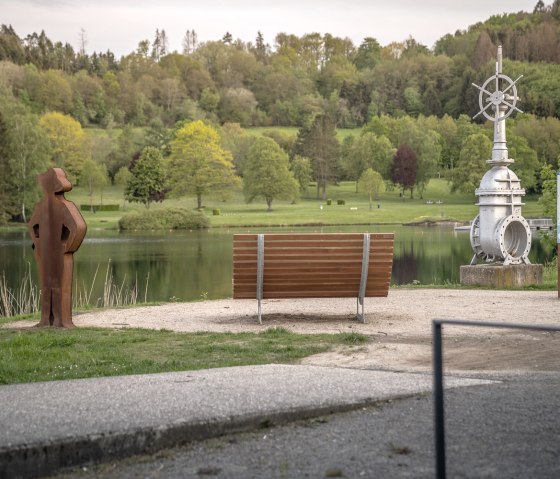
[62,202,87,253]
[28,205,42,254]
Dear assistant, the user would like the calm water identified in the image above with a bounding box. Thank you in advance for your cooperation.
[0,225,553,304]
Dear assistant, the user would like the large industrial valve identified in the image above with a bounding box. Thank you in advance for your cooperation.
[469,46,531,266]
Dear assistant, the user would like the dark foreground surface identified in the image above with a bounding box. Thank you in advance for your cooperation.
[53,375,560,479]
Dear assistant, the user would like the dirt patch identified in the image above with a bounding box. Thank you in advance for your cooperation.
[302,330,560,373]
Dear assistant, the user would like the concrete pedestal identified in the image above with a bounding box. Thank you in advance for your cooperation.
[460,264,543,288]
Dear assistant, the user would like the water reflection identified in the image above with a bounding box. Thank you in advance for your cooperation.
[0,226,553,304]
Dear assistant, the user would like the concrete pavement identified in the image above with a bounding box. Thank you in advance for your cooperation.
[0,364,494,478]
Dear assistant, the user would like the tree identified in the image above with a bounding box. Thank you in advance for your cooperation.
[507,133,540,193]
[391,144,417,198]
[182,29,198,55]
[354,37,382,70]
[218,87,257,126]
[168,121,239,209]
[295,114,340,200]
[243,137,299,211]
[317,55,359,97]
[38,111,90,181]
[397,118,441,198]
[79,159,109,211]
[125,147,166,208]
[35,69,73,113]
[219,122,255,175]
[451,133,493,194]
[538,164,558,249]
[222,32,233,44]
[114,166,132,209]
[472,30,495,69]
[0,88,51,222]
[106,125,141,179]
[358,168,385,210]
[290,155,313,197]
[341,132,395,188]
[254,31,268,62]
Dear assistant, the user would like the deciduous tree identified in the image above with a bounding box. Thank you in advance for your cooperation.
[219,122,255,175]
[451,133,492,194]
[38,111,90,181]
[391,144,417,198]
[168,121,239,208]
[243,137,299,211]
[538,163,557,248]
[358,168,385,210]
[341,132,395,187]
[0,88,51,222]
[79,159,109,210]
[290,155,313,196]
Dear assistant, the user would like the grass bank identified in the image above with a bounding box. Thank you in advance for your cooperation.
[64,179,546,230]
[0,326,365,385]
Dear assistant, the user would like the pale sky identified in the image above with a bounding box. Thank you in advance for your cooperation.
[1,0,539,57]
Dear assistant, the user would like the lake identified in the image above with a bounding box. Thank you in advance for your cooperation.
[0,225,553,306]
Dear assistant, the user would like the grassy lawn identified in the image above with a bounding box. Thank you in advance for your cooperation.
[0,326,365,385]
[75,126,547,230]
[64,179,545,230]
[244,126,362,141]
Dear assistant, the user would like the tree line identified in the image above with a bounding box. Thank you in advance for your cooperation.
[2,1,560,223]
[2,85,557,223]
[1,1,560,129]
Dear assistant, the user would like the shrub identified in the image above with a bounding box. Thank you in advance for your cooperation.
[118,207,210,230]
[337,199,346,205]
[213,209,221,216]
[80,204,120,212]
[326,199,332,205]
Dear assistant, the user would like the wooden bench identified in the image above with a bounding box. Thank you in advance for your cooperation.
[233,233,394,324]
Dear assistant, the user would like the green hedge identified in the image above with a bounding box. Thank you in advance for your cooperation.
[80,204,120,212]
[118,207,210,230]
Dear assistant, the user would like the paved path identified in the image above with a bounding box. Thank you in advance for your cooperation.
[0,365,492,478]
[55,375,560,479]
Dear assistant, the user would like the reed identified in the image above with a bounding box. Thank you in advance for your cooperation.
[0,264,39,318]
[100,260,143,308]
[0,260,150,318]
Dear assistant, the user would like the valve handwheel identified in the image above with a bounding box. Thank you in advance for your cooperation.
[472,73,523,122]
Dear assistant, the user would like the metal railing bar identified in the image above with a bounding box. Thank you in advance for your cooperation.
[432,318,560,479]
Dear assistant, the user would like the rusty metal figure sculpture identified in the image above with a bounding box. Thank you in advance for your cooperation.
[28,168,87,328]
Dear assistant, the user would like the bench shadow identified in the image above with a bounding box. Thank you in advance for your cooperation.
[218,313,354,327]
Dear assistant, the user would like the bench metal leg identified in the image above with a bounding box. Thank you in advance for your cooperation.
[356,297,365,323]
[257,234,264,324]
[356,233,370,323]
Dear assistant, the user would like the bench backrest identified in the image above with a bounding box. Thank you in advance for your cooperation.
[233,233,394,299]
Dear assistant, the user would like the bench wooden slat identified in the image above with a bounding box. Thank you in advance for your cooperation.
[233,283,391,295]
[234,250,394,259]
[234,289,390,299]
[234,233,393,242]
[233,258,394,270]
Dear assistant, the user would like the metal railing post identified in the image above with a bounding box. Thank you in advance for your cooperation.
[433,320,446,479]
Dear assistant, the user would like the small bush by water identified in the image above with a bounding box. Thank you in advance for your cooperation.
[119,207,210,230]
